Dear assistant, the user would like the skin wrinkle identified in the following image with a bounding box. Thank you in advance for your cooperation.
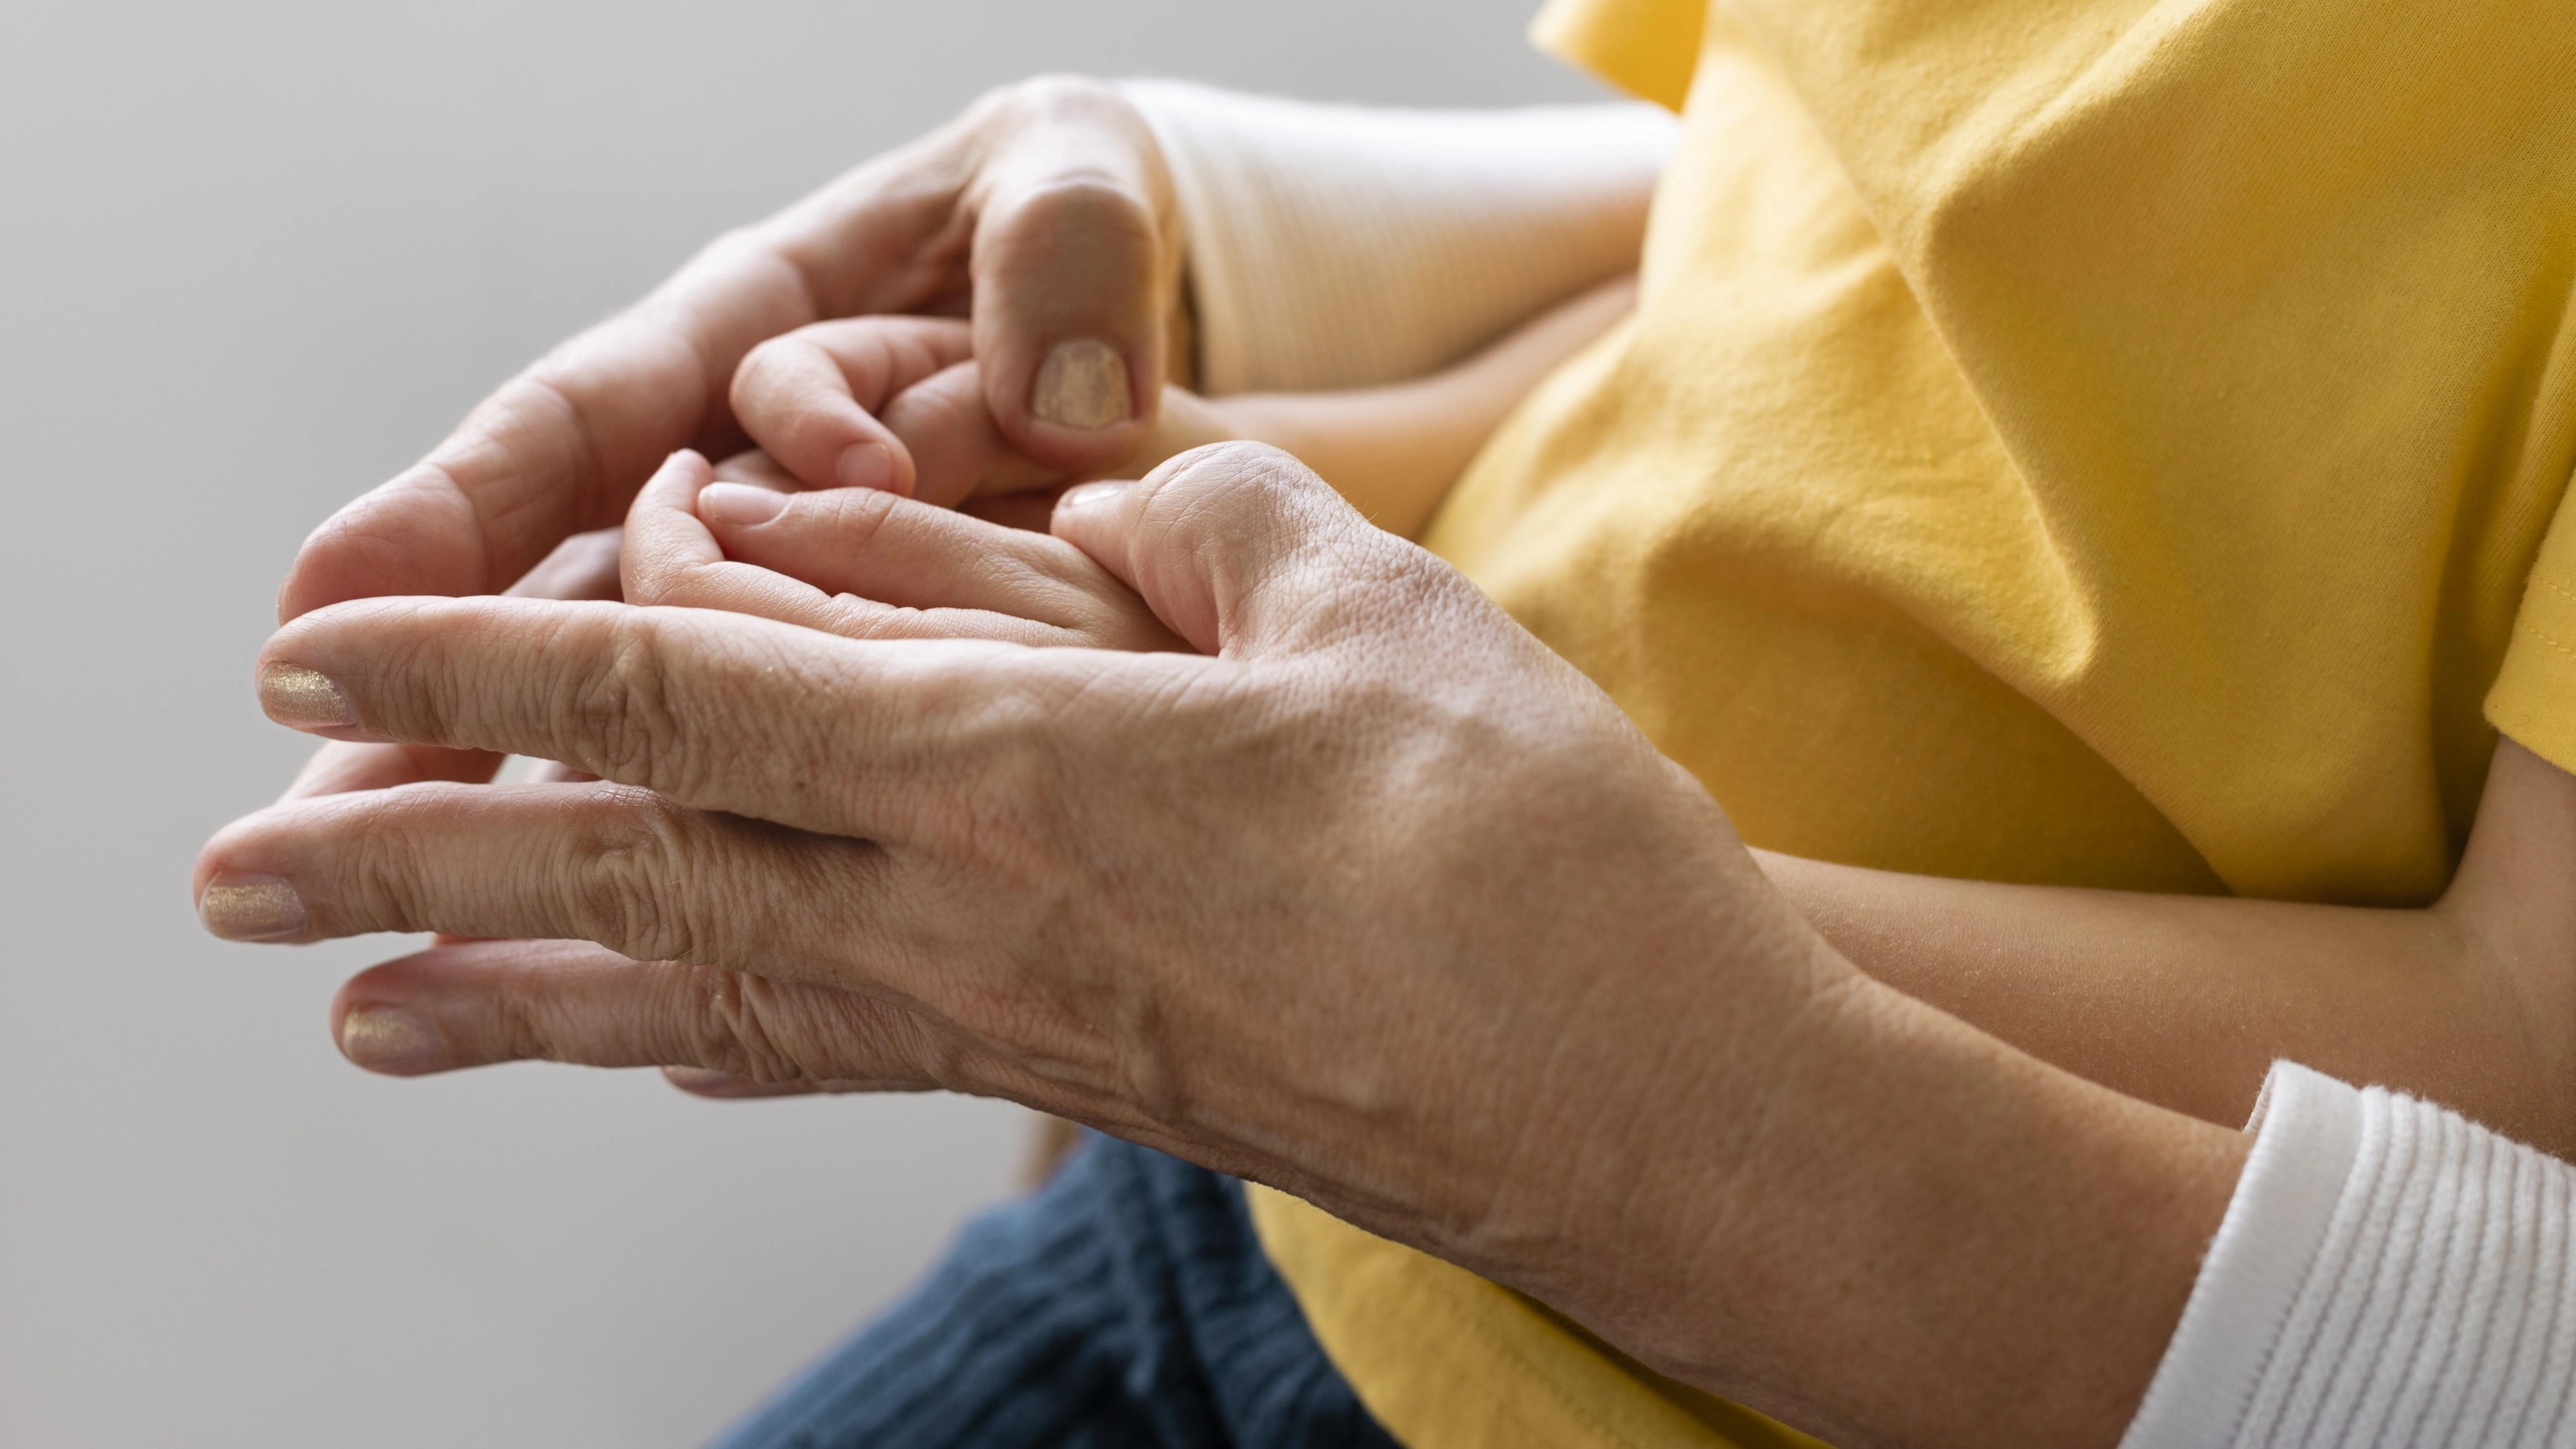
[1675,962,1881,1252]
[564,612,689,797]
[517,353,673,542]
[693,967,833,1085]
[331,786,459,942]
[566,787,707,967]
[287,473,489,621]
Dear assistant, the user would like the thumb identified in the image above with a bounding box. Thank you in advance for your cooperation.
[966,78,1182,473]
[1049,443,1392,657]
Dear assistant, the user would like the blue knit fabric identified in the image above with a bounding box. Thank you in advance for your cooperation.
[706,1135,1400,1449]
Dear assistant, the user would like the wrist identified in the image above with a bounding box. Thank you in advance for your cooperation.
[1572,957,2245,1449]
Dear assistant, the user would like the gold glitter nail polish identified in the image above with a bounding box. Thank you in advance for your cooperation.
[339,1008,446,1072]
[199,878,308,940]
[258,662,354,729]
[1032,339,1133,429]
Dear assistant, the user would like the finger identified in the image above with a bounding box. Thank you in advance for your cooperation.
[707,448,803,490]
[196,780,891,973]
[279,526,630,802]
[325,941,1158,1149]
[661,1068,847,1098]
[877,359,1064,507]
[325,937,945,1086]
[885,365,1235,510]
[280,742,512,802]
[251,593,1070,838]
[505,526,625,603]
[275,105,995,620]
[698,483,1120,618]
[965,78,1180,471]
[728,316,974,495]
[1051,442,1394,656]
[963,487,1073,534]
[656,1067,953,1098]
[621,450,1178,651]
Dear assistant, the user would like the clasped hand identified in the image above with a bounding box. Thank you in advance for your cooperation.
[201,414,1850,1371]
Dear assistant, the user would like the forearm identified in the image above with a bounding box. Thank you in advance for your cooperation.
[1610,955,2247,1448]
[1213,276,1636,536]
[1756,850,2560,1133]
[1744,736,2576,1153]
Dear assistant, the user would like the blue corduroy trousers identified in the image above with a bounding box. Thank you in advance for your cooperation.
[706,1134,1401,1449]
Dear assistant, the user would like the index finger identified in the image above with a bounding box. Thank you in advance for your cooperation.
[279,525,628,802]
[252,593,1147,841]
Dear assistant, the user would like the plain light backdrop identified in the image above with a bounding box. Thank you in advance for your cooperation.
[0,2,1600,1446]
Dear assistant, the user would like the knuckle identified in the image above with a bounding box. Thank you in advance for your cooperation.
[566,612,692,794]
[816,486,902,555]
[339,788,456,934]
[1002,173,1155,236]
[989,73,1126,132]
[979,178,1160,287]
[728,336,796,409]
[565,786,704,962]
[675,966,842,1085]
[1165,440,1305,497]
[1146,442,1318,538]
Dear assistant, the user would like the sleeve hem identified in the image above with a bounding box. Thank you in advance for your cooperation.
[2485,569,2576,774]
[2118,1061,2361,1449]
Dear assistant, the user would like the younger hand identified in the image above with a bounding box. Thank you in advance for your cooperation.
[726,313,1236,514]
[623,447,1185,653]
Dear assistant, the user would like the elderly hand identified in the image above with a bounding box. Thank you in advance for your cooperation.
[274,75,1185,802]
[197,442,2249,1447]
[201,439,1834,1360]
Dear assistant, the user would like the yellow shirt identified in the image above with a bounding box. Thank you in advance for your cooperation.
[1250,0,2576,1444]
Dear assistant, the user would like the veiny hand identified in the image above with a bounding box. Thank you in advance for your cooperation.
[199,440,1841,1374]
[199,443,2249,1448]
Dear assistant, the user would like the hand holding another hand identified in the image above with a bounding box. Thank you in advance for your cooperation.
[198,437,1862,1383]
[269,76,1187,802]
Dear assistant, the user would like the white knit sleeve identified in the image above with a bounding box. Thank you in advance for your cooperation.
[1118,80,1675,396]
[2122,1062,2576,1449]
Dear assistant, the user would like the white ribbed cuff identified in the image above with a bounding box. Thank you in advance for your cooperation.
[2123,1061,2576,1449]
[1119,80,1673,396]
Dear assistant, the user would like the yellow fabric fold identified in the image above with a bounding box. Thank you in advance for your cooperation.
[1256,0,2576,1443]
[1528,0,1705,111]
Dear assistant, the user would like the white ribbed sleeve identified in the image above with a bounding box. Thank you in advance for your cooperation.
[1118,80,1675,396]
[2124,1062,2576,1449]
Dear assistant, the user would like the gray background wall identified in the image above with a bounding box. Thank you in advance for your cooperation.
[0,2,1598,1446]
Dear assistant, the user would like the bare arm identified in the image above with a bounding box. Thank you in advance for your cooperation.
[1762,736,2576,1153]
[1206,276,1637,537]
[1078,274,1633,537]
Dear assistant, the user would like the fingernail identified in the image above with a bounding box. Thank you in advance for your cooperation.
[697,483,788,527]
[1032,339,1133,430]
[259,662,354,729]
[339,1006,448,1072]
[1055,480,1134,517]
[199,873,308,940]
[835,441,896,492]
